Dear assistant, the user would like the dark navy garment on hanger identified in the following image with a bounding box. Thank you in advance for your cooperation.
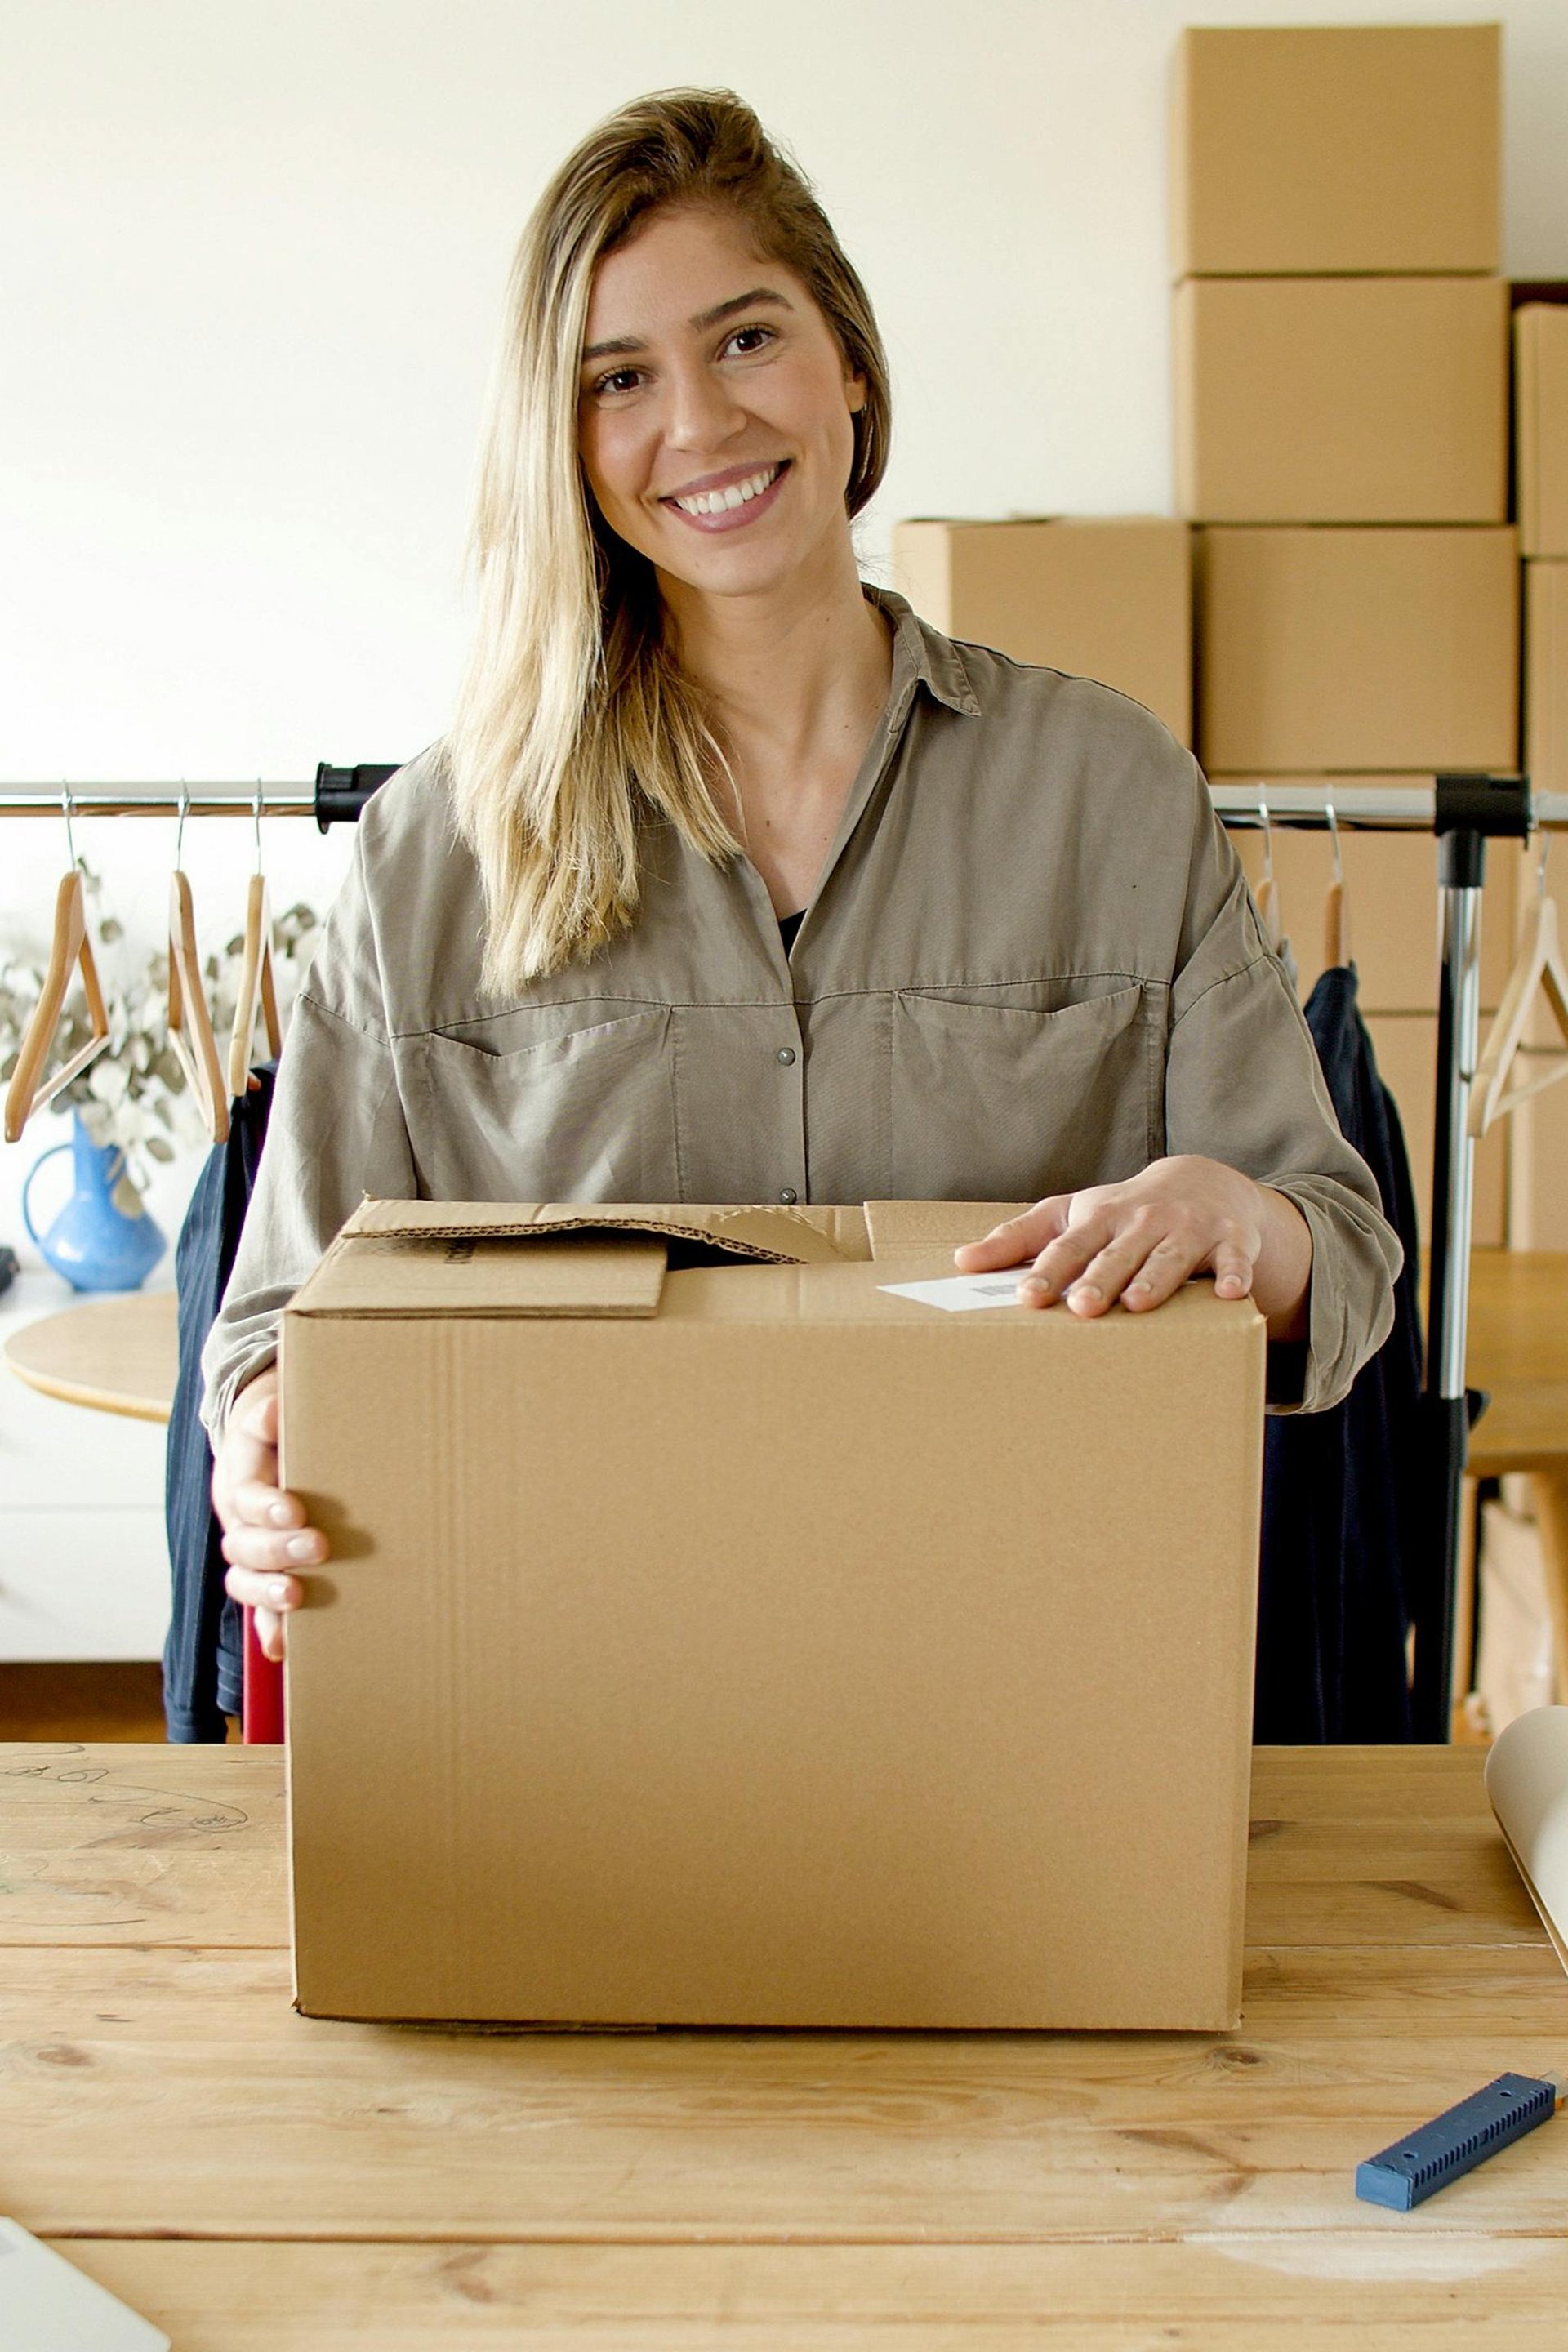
[162,1065,276,1741]
[1254,965,1423,1742]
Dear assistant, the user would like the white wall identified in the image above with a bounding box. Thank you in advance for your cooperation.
[4,0,1567,1258]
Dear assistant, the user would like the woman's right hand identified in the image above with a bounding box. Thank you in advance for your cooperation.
[212,1366,329,1663]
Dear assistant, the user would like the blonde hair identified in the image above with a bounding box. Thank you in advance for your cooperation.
[448,88,892,991]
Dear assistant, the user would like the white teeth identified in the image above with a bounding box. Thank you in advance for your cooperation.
[673,464,780,516]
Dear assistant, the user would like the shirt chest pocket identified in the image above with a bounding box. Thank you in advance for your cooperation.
[890,984,1158,1200]
[408,1006,679,1204]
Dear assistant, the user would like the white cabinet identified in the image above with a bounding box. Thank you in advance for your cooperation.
[0,1271,174,1661]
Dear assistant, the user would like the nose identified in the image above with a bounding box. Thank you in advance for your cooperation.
[663,355,747,453]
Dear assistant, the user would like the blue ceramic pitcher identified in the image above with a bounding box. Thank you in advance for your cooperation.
[21,1111,167,1291]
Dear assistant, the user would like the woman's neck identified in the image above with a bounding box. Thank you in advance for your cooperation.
[662,537,894,835]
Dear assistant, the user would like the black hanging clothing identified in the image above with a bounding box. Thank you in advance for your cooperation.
[162,1066,277,1741]
[1254,966,1424,1741]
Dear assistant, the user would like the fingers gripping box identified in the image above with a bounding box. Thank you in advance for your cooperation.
[278,1199,1267,2030]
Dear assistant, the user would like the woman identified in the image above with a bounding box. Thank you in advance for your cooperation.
[209,90,1398,1664]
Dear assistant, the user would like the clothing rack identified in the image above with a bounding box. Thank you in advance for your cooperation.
[6,768,1568,1742]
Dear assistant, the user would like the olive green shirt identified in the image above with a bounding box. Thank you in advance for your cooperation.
[199,589,1399,1441]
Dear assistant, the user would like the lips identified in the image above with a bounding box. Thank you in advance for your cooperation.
[661,460,791,535]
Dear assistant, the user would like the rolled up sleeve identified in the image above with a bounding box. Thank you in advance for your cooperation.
[1166,797,1401,1414]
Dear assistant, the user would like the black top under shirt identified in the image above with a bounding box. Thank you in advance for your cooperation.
[778,908,806,955]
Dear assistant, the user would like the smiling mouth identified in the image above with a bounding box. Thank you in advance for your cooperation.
[663,461,787,517]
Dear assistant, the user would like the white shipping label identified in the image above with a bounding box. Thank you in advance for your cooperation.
[877,1272,1033,1313]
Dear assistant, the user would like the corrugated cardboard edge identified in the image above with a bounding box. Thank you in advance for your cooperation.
[339,1196,851,1264]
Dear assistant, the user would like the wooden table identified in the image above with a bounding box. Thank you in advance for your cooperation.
[2,1287,177,1422]
[3,1743,1567,2345]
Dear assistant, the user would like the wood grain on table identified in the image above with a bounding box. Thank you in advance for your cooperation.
[3,1744,1567,2345]
[2,1288,177,1421]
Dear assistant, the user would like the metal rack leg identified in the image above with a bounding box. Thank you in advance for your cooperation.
[1414,835,1484,1739]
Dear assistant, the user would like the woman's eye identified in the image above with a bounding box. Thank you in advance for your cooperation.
[724,324,776,359]
[590,367,643,399]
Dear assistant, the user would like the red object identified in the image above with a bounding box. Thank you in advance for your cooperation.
[242,1606,286,1744]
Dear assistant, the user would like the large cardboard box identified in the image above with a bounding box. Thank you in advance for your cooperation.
[1477,1498,1556,1731]
[893,517,1192,745]
[1364,1015,1508,1249]
[1232,805,1517,1013]
[278,1198,1267,2031]
[1516,307,1568,558]
[1197,527,1519,774]
[1504,840,1568,1249]
[1170,23,1500,278]
[1507,1008,1568,1249]
[1174,277,1508,524]
[1526,562,1568,797]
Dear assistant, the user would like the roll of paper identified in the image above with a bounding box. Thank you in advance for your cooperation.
[1485,1704,1568,1973]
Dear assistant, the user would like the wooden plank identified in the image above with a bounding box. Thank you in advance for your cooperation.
[0,1745,285,1947]
[1,1747,1537,1953]
[7,1944,1568,2243]
[29,2236,1568,2349]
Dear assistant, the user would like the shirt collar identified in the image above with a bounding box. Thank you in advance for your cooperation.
[866,585,983,720]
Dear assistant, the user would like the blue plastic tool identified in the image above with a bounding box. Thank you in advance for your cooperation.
[1356,2074,1559,2210]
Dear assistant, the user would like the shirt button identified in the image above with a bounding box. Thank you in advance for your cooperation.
[777,1046,796,1066]
[778,1187,798,1205]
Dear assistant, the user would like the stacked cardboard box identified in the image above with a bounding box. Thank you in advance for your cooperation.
[1509,305,1568,1246]
[890,516,1192,746]
[1175,22,1516,1245]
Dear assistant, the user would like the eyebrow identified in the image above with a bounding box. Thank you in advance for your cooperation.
[580,286,795,368]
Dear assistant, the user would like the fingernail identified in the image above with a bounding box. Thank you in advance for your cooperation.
[1070,1283,1102,1304]
[269,1501,292,1526]
[269,1578,292,1606]
[285,1534,317,1562]
[1018,1277,1050,1298]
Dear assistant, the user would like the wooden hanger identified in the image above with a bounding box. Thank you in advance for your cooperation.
[167,791,229,1145]
[2,793,111,1143]
[1254,791,1285,954]
[1323,801,1350,971]
[1468,839,1568,1138]
[226,787,281,1098]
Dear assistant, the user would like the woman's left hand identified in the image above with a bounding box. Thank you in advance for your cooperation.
[952,1154,1312,1339]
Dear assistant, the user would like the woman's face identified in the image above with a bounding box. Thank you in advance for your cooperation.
[577,205,866,605]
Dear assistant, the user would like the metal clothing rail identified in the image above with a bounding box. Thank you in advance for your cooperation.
[4,766,1567,1740]
[0,764,399,827]
[1221,776,1562,1737]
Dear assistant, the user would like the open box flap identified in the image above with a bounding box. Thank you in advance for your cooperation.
[287,1199,1036,1319]
[287,1230,670,1319]
[287,1197,859,1320]
[341,1197,853,1263]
